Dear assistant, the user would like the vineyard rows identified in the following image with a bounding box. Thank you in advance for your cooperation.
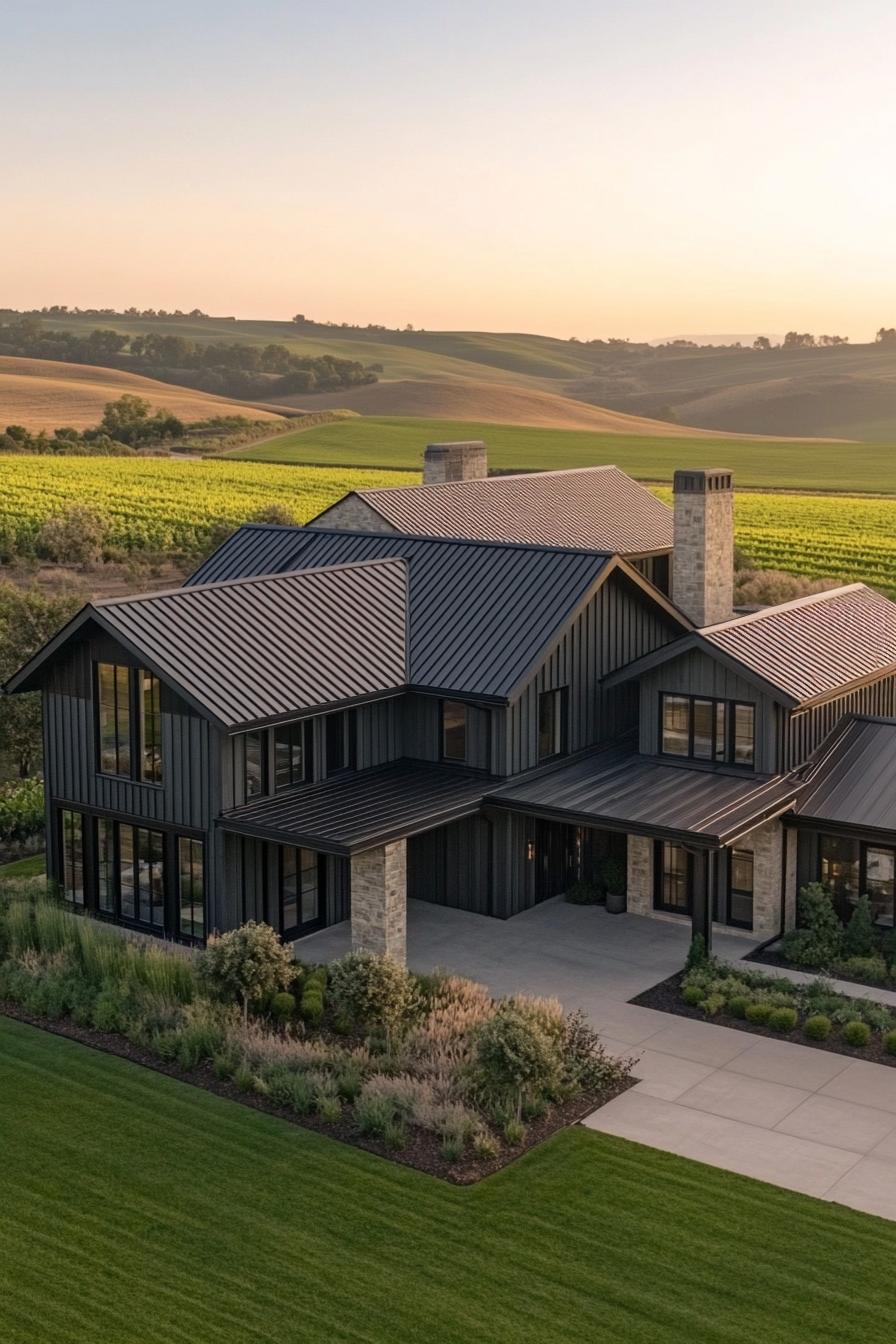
[0,457,892,594]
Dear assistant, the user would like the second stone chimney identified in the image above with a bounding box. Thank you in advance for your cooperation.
[423,440,488,485]
[672,468,734,628]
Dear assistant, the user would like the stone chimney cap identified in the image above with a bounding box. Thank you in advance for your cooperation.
[425,441,487,451]
[673,468,733,494]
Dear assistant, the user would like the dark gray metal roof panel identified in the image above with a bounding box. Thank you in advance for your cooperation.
[702,585,896,706]
[311,465,674,555]
[489,744,798,846]
[93,559,407,729]
[219,761,495,853]
[796,716,896,838]
[188,526,616,698]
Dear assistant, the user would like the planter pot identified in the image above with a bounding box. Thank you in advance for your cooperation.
[605,889,627,915]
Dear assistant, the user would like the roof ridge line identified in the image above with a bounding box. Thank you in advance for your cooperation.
[94,556,408,608]
[357,463,620,497]
[699,583,866,634]
[297,524,616,559]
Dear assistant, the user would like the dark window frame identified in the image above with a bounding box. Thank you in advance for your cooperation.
[658,692,755,768]
[727,847,755,930]
[243,730,268,800]
[59,808,86,907]
[440,700,468,764]
[537,687,568,763]
[177,836,205,943]
[817,832,896,927]
[324,709,356,776]
[94,662,164,786]
[653,840,693,915]
[273,721,308,793]
[278,846,326,939]
[87,815,204,944]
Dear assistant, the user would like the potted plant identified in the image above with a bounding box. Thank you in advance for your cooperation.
[601,857,627,914]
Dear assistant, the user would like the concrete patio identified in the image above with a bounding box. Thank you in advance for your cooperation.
[298,898,896,1221]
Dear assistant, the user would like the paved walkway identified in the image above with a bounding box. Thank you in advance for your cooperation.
[299,900,896,1220]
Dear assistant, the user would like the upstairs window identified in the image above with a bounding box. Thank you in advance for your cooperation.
[441,701,467,763]
[325,710,355,775]
[660,694,754,767]
[538,688,567,762]
[244,731,267,799]
[96,663,163,782]
[274,722,306,792]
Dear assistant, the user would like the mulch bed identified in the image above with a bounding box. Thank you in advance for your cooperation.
[746,945,896,995]
[631,972,896,1069]
[0,1001,632,1185]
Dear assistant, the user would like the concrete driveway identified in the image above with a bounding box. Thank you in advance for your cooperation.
[299,899,896,1221]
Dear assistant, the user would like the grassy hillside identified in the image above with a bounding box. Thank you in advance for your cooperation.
[0,356,284,432]
[228,416,894,493]
[3,1017,895,1344]
[27,313,896,439]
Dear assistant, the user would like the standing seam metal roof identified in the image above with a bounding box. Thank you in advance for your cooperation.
[795,716,896,838]
[80,559,407,728]
[701,585,896,705]
[312,465,674,555]
[188,526,620,698]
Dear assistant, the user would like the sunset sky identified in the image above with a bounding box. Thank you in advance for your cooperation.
[3,0,895,340]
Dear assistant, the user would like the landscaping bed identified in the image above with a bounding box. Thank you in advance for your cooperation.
[0,882,633,1184]
[747,943,896,994]
[633,955,896,1068]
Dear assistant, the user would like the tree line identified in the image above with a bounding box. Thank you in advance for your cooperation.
[1,395,272,456]
[0,318,380,398]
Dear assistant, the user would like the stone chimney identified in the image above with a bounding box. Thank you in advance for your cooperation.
[422,441,487,485]
[672,469,734,627]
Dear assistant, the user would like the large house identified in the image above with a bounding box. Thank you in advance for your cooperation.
[6,442,896,962]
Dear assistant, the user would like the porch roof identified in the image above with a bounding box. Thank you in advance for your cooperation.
[218,761,497,856]
[793,715,896,842]
[488,744,799,848]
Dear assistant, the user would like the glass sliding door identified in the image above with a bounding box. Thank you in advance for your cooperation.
[280,847,324,938]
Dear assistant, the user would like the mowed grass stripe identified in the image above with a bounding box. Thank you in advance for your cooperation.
[2,1018,895,1344]
[228,415,896,494]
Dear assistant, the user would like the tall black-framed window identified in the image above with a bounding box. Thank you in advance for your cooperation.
[654,841,691,914]
[118,824,165,930]
[728,848,754,929]
[441,701,467,763]
[325,710,355,775]
[97,816,116,913]
[244,731,267,799]
[659,694,754,767]
[538,688,567,762]
[177,837,205,941]
[97,663,132,777]
[280,847,324,937]
[274,722,306,791]
[96,662,164,783]
[60,808,86,906]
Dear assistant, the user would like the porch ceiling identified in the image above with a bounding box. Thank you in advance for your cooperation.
[488,744,799,848]
[218,760,497,856]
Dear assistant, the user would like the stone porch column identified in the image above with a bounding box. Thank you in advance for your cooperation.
[626,836,653,915]
[350,839,407,963]
[745,819,786,937]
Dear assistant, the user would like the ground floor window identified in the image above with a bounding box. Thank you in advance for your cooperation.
[118,825,165,929]
[178,837,205,941]
[728,849,754,929]
[280,847,324,938]
[818,834,895,927]
[60,809,86,906]
[655,842,691,914]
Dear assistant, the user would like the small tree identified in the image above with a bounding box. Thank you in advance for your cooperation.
[844,895,877,959]
[473,1004,560,1120]
[327,951,421,1045]
[197,922,293,1025]
[38,505,105,567]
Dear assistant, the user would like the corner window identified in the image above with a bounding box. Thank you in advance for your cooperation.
[96,662,163,782]
[441,701,467,763]
[60,809,85,906]
[538,689,567,762]
[819,836,895,927]
[244,731,267,799]
[274,722,306,792]
[325,710,355,775]
[660,694,754,767]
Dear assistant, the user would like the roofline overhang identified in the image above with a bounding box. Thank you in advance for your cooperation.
[216,793,487,856]
[784,814,896,846]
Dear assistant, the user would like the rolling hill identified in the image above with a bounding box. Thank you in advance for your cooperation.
[10,313,896,441]
[0,356,285,432]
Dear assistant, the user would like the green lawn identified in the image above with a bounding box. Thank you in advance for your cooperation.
[228,416,896,493]
[2,1017,894,1344]
[0,853,45,879]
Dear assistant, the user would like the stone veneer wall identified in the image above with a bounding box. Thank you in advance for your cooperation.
[783,825,798,931]
[740,818,785,937]
[307,496,397,533]
[626,836,653,915]
[350,840,407,962]
[672,472,734,627]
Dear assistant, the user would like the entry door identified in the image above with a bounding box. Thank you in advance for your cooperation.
[533,822,577,903]
[654,842,709,916]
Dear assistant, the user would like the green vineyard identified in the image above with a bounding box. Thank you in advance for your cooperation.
[0,455,892,594]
